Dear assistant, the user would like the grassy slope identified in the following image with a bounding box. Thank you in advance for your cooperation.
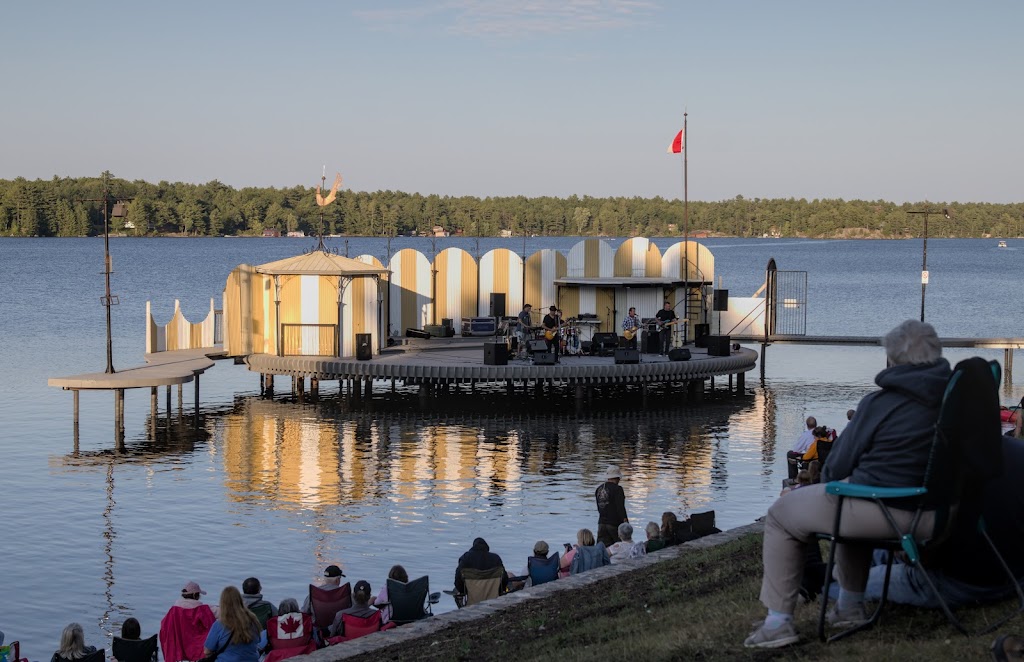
[347,534,1019,661]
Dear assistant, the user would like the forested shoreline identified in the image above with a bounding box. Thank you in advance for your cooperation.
[2,173,1022,239]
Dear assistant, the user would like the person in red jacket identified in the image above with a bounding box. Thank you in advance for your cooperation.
[159,581,216,662]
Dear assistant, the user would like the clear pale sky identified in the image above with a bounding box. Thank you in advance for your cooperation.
[2,1,1021,203]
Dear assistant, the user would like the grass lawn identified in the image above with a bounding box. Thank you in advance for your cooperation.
[345,533,1021,661]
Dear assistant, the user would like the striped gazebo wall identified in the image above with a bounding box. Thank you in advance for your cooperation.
[524,249,567,314]
[388,248,433,335]
[478,248,524,319]
[434,247,478,324]
[145,299,218,353]
[613,237,662,277]
[661,240,715,284]
[339,255,386,357]
[223,264,265,357]
[278,274,340,356]
[566,238,614,320]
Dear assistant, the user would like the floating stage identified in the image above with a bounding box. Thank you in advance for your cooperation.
[245,337,757,396]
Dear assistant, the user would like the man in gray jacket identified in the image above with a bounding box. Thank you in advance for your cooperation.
[745,319,950,649]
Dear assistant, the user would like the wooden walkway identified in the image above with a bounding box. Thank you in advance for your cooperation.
[48,347,227,440]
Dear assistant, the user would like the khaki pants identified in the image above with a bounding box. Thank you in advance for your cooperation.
[759,482,935,614]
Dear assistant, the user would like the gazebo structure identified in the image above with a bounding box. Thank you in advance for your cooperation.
[222,250,390,359]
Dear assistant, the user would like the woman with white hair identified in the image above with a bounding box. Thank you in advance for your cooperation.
[607,522,646,563]
[51,623,98,662]
[745,320,950,649]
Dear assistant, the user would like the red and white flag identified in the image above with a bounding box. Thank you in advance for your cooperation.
[666,130,684,154]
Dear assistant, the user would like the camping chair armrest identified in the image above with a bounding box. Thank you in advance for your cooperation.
[825,482,926,499]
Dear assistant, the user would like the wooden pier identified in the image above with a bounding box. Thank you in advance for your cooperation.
[48,347,226,444]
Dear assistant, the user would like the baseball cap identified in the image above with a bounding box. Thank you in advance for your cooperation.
[533,541,549,556]
[354,580,372,595]
[324,565,345,578]
[182,581,206,596]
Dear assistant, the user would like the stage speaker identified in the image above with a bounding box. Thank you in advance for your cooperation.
[706,335,731,357]
[614,348,640,364]
[580,340,593,354]
[644,330,661,354]
[405,328,430,339]
[356,333,373,361]
[592,332,618,356]
[533,351,557,365]
[484,342,508,366]
[713,289,729,311]
[489,293,506,318]
[527,339,549,353]
[424,324,444,337]
[694,323,710,348]
[668,347,691,361]
[441,317,454,330]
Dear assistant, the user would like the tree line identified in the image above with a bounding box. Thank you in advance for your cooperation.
[2,173,1022,239]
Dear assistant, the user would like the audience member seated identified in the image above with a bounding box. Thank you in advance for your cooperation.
[515,541,560,589]
[568,528,611,575]
[745,320,951,649]
[608,522,646,563]
[202,587,263,662]
[263,599,315,662]
[159,581,216,662]
[644,522,666,553]
[454,538,508,598]
[301,565,346,614]
[51,623,99,662]
[241,577,276,630]
[328,581,376,638]
[370,565,408,625]
[111,619,157,662]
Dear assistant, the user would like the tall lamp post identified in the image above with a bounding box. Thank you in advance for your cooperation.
[905,207,951,322]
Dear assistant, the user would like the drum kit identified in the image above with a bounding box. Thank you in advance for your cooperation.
[503,318,586,356]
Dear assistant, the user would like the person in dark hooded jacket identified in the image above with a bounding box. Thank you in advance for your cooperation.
[454,537,508,594]
[745,320,951,649]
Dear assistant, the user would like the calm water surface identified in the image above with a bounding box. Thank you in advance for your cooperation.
[1,236,1021,656]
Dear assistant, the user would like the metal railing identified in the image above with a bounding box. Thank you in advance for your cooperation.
[281,324,338,356]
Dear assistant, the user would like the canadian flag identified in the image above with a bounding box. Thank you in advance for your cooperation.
[667,130,684,154]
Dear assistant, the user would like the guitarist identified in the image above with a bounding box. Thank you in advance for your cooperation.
[542,305,561,361]
[621,307,641,350]
[655,301,678,355]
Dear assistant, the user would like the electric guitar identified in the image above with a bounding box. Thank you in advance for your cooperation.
[655,318,683,331]
[543,321,567,341]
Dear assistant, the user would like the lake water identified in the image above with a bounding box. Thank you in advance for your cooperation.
[1,236,1021,657]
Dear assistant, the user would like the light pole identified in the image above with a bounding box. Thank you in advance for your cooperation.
[905,207,951,322]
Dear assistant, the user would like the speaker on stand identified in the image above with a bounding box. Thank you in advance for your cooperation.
[489,293,506,318]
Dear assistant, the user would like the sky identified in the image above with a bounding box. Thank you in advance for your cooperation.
[1,1,1022,203]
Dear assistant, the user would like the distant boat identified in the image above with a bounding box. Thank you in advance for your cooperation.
[998,240,1008,248]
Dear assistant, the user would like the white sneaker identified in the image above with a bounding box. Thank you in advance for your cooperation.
[743,620,800,648]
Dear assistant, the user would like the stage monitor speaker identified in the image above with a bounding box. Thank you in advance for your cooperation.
[580,340,593,354]
[356,333,373,361]
[441,317,454,330]
[614,348,641,365]
[694,323,711,348]
[706,335,731,357]
[668,347,691,361]
[489,293,506,318]
[527,339,549,353]
[713,289,729,311]
[533,352,557,365]
[484,342,508,366]
[405,328,430,339]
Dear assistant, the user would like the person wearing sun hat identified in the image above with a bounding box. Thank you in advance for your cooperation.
[595,464,629,546]
[160,581,216,662]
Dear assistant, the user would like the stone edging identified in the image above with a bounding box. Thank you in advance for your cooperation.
[301,521,765,661]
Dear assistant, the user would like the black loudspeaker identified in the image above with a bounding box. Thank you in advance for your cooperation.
[356,333,373,361]
[484,342,508,366]
[706,335,731,357]
[713,289,729,311]
[580,340,593,354]
[441,317,454,330]
[533,352,557,365]
[489,293,506,318]
[405,328,430,339]
[694,323,710,348]
[668,348,691,361]
[644,331,661,354]
[614,348,641,364]
[592,332,618,356]
[528,339,549,353]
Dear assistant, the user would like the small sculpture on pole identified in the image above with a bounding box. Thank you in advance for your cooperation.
[307,167,343,254]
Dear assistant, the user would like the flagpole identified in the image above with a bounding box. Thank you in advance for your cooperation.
[682,112,689,337]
